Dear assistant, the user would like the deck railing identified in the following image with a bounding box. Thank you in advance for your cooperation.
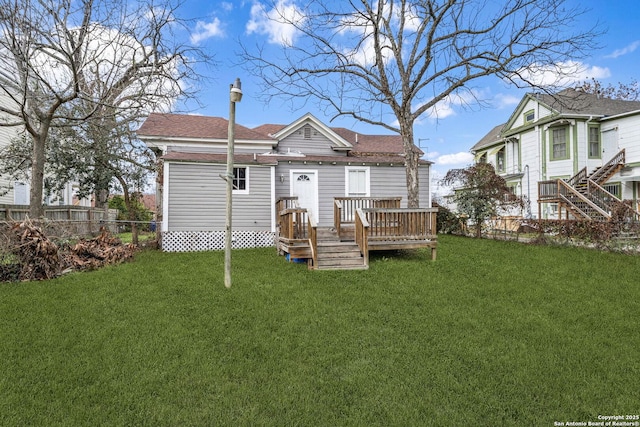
[354,207,437,265]
[539,179,610,220]
[276,197,299,214]
[308,214,318,269]
[278,208,309,241]
[587,180,640,222]
[334,197,402,239]
[565,167,587,188]
[590,149,625,184]
[363,208,438,240]
[354,208,369,267]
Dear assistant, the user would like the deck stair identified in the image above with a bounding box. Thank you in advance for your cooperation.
[313,228,367,270]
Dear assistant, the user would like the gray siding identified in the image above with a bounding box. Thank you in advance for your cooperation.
[277,126,349,156]
[167,162,272,232]
[275,163,343,225]
[371,165,431,207]
[275,162,431,226]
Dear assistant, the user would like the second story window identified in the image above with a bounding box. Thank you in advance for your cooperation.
[551,126,569,160]
[589,125,601,158]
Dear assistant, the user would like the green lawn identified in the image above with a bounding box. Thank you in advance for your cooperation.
[1,236,638,426]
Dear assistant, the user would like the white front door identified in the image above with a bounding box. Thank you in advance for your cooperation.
[291,170,319,222]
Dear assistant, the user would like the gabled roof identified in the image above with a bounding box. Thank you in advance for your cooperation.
[504,88,640,131]
[253,120,414,157]
[269,112,353,149]
[139,112,420,160]
[137,113,271,141]
[471,123,506,152]
[535,88,640,117]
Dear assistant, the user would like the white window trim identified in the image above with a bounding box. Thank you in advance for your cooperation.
[232,166,250,195]
[345,166,370,197]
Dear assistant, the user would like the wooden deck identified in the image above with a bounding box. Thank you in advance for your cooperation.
[277,197,438,270]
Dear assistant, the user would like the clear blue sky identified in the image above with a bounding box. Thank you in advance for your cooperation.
[169,1,640,185]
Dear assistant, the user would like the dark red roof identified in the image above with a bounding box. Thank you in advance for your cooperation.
[139,113,424,158]
[162,152,278,165]
[137,113,270,141]
[162,151,430,165]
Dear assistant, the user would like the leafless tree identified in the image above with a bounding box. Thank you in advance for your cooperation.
[242,0,602,207]
[575,78,640,101]
[0,0,205,217]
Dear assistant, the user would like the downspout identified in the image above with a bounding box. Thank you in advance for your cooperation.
[524,164,531,218]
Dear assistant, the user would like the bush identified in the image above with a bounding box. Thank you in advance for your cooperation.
[434,203,465,235]
[108,195,153,231]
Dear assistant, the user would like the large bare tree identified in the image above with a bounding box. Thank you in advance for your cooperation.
[242,0,602,207]
[0,0,203,217]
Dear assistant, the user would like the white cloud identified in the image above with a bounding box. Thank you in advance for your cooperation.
[190,18,224,44]
[246,0,305,46]
[221,2,234,12]
[512,61,611,87]
[606,40,640,59]
[493,93,520,109]
[437,152,474,166]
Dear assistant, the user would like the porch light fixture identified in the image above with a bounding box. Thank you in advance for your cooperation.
[224,78,242,289]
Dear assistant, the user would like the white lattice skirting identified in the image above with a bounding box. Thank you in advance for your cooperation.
[161,230,275,252]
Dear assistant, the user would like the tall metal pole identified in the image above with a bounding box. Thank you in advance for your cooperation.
[224,78,242,289]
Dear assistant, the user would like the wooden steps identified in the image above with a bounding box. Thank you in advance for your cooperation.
[314,228,367,270]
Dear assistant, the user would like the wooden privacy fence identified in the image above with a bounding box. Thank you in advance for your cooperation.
[0,205,118,237]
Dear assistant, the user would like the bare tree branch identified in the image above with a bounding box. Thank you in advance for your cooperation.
[241,0,603,206]
[0,0,209,216]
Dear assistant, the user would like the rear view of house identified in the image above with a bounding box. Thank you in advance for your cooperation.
[137,112,432,253]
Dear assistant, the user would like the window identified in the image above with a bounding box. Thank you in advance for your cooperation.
[588,125,601,158]
[233,167,249,194]
[603,182,621,199]
[478,153,487,163]
[524,110,535,123]
[496,148,505,172]
[551,126,569,160]
[13,181,29,205]
[345,167,369,197]
[303,126,311,139]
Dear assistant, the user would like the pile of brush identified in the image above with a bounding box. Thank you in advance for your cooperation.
[62,228,135,272]
[6,218,135,281]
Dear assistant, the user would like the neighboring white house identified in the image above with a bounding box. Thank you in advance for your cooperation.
[0,91,91,207]
[471,88,640,220]
[137,112,433,252]
[0,91,24,205]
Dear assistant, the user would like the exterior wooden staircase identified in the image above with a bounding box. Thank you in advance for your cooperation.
[314,228,367,270]
[538,149,640,221]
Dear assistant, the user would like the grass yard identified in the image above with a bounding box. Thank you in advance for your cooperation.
[0,235,638,426]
